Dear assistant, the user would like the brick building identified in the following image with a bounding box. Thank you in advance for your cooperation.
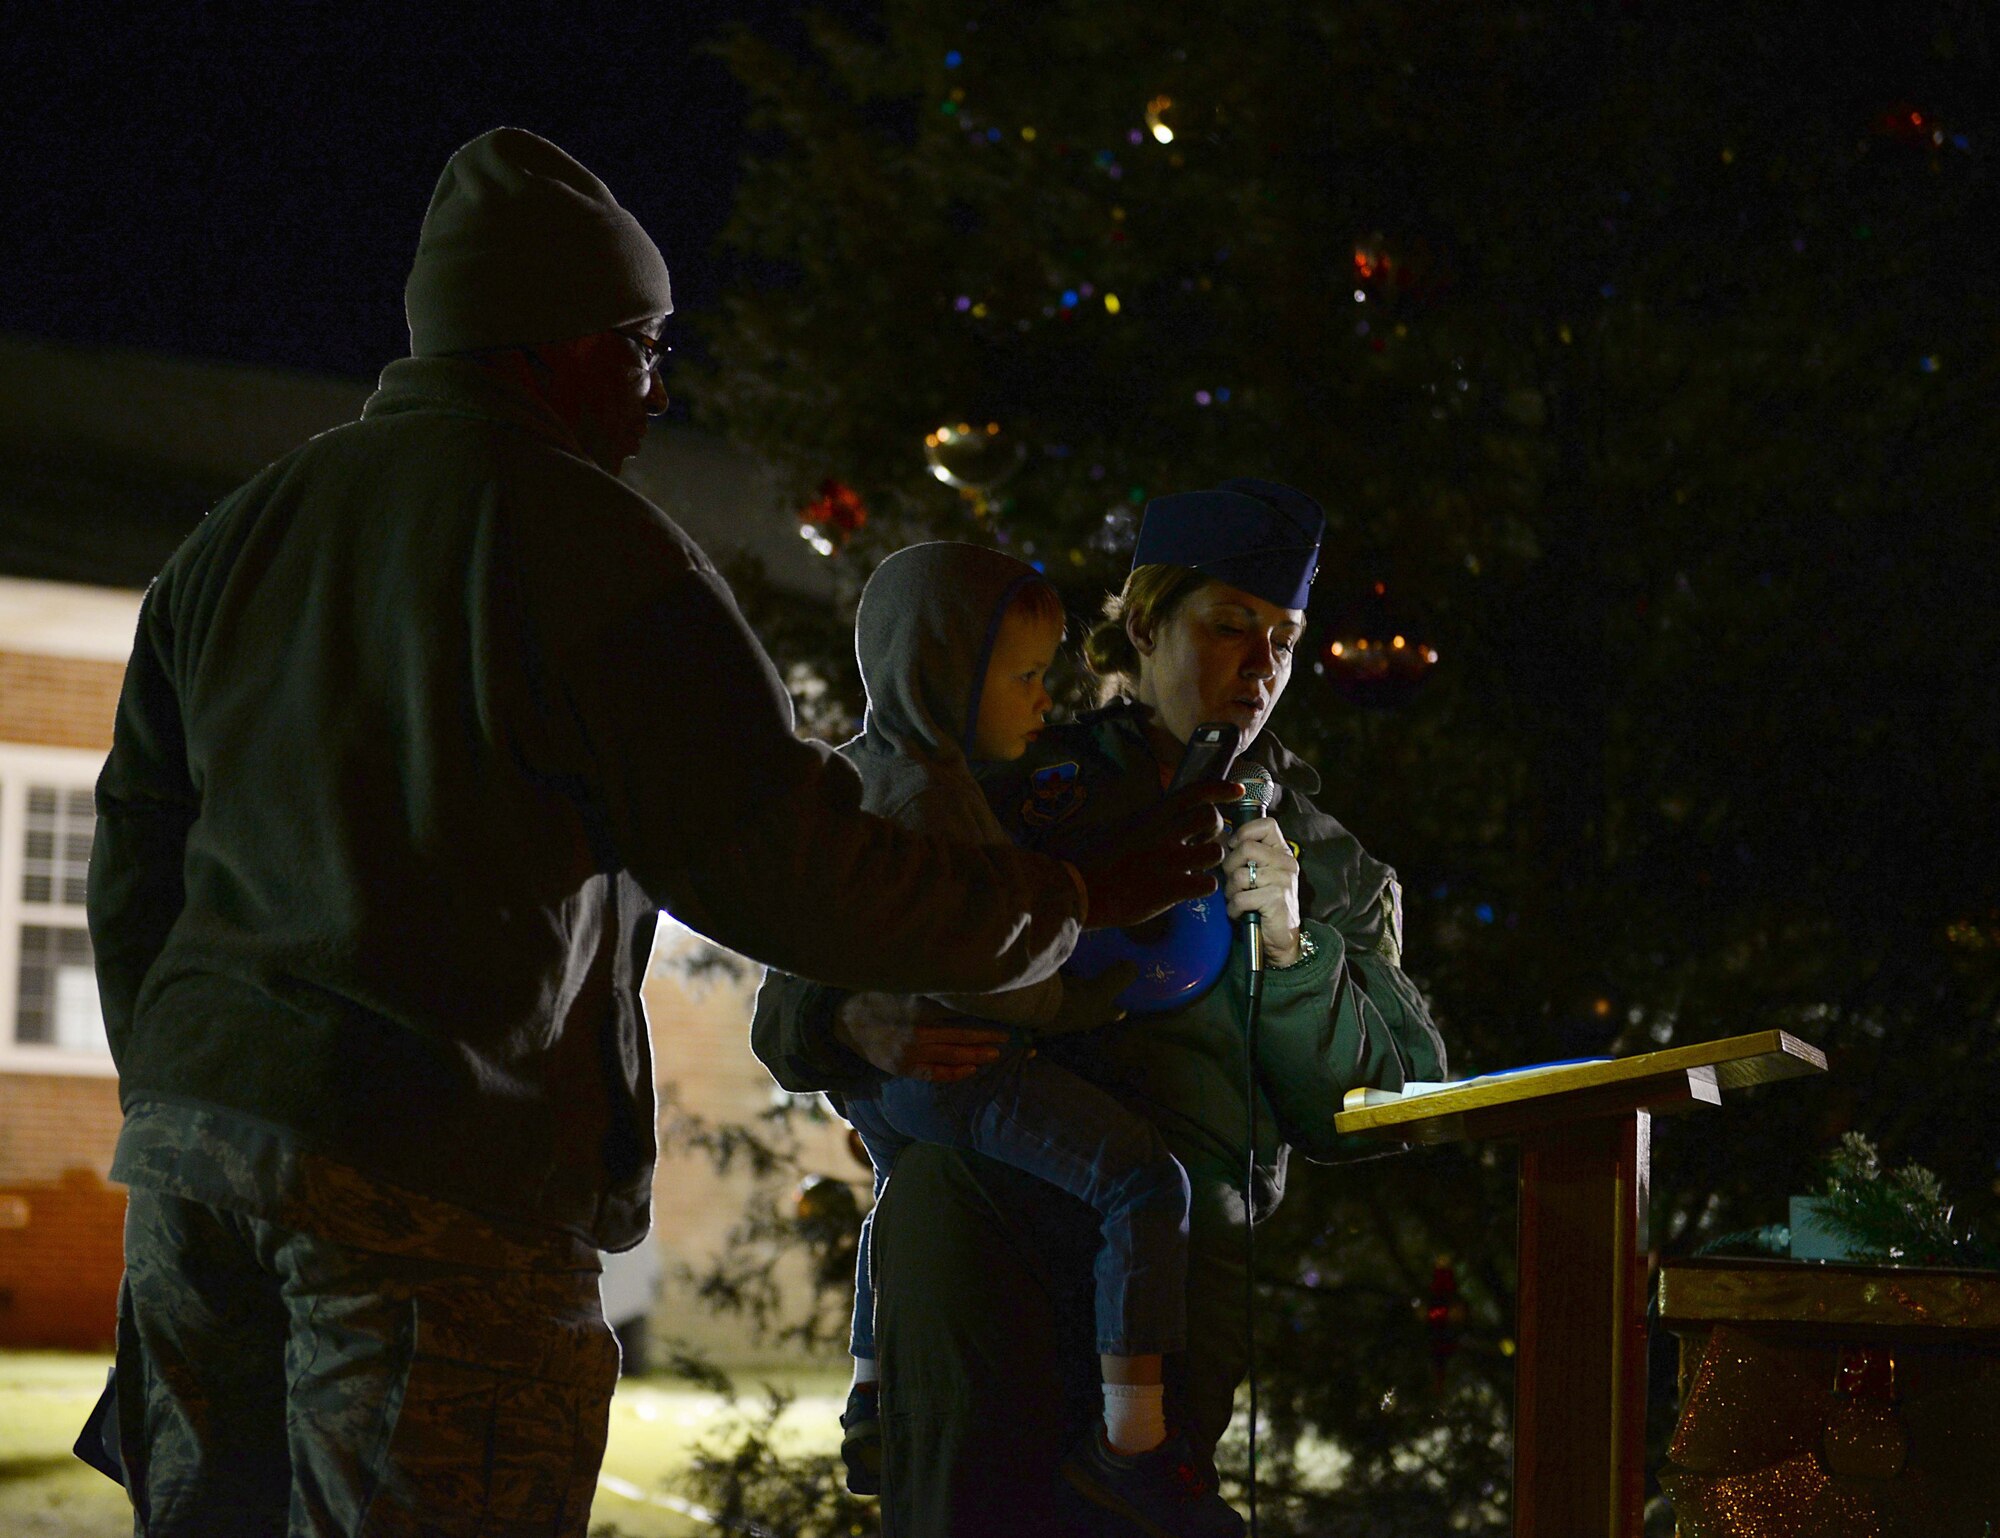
[0,335,858,1358]
[0,578,137,1346]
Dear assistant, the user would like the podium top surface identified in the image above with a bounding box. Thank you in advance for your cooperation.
[1331,1029,1826,1144]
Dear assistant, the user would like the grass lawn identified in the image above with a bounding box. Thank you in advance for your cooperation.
[0,1351,850,1538]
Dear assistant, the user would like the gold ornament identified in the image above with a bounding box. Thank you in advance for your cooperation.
[924,421,1024,516]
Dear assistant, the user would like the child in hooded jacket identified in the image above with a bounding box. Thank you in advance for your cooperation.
[835,544,1235,1537]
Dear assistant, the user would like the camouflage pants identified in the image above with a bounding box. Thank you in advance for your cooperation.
[117,1186,619,1537]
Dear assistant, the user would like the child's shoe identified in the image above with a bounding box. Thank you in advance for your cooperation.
[840,1382,882,1496]
[1061,1427,1244,1538]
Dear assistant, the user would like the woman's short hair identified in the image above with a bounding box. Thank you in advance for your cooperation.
[1082,564,1211,686]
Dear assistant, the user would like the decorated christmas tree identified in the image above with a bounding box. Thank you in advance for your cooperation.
[681,2,2000,1529]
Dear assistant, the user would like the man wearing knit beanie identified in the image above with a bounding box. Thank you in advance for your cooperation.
[90,129,1228,1535]
[404,127,676,475]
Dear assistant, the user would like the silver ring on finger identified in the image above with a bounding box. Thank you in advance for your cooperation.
[1245,860,1260,890]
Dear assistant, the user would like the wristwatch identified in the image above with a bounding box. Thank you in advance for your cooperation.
[1267,926,1318,970]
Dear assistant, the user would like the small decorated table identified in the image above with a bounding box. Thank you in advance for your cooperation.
[1656,1256,2000,1535]
[1333,1029,1826,1538]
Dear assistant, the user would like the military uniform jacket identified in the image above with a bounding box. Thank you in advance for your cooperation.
[989,701,1445,1182]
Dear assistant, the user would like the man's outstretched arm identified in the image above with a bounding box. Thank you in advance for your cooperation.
[541,559,1223,996]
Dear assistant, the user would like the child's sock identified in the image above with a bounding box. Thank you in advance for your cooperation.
[851,1357,880,1393]
[1101,1382,1166,1457]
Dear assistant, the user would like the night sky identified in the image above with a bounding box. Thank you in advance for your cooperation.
[4,2,871,389]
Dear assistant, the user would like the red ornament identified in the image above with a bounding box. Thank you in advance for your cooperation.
[1349,232,1450,303]
[800,478,869,552]
[1352,242,1394,284]
[1872,103,1943,149]
[1426,1256,1465,1391]
[1835,1345,1899,1405]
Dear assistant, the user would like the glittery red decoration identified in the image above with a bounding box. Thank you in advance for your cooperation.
[801,478,869,537]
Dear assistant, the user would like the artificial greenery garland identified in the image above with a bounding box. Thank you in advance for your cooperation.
[1811,1132,1997,1270]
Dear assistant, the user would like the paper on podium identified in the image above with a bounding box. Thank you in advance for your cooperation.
[1343,1057,1612,1111]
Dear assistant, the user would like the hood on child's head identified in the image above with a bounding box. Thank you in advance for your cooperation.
[855,541,1050,763]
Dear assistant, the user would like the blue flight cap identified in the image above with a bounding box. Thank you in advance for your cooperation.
[1130,478,1325,611]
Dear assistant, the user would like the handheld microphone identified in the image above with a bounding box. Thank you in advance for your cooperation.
[1229,765,1279,994]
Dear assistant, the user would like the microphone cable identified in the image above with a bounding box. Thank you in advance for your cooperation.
[1231,766,1275,1538]
[1244,929,1263,1538]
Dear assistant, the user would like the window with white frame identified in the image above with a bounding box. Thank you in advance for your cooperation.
[0,747,113,1068]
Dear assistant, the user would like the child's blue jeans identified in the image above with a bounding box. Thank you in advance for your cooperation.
[846,1047,1190,1360]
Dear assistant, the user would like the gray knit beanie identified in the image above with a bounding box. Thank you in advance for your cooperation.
[404,127,673,356]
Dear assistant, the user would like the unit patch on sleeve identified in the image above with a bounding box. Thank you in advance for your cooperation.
[1021,761,1087,828]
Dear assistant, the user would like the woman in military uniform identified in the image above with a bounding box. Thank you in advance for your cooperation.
[751,480,1447,1536]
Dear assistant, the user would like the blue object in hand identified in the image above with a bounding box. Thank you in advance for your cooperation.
[1063,892,1235,1013]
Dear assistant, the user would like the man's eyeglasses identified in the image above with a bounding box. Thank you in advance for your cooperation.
[617,327,672,379]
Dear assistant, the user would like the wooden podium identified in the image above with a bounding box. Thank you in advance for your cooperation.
[1331,1030,1827,1538]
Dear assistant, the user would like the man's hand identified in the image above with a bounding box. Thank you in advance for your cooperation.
[834,992,1009,1084]
[1070,781,1234,931]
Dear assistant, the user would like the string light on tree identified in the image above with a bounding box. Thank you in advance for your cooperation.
[1089,506,1139,554]
[1145,95,1176,144]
